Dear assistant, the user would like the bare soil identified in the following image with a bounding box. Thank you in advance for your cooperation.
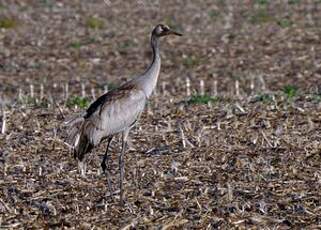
[0,1,321,229]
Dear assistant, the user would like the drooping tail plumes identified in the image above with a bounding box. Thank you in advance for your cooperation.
[64,114,83,147]
[64,114,94,177]
[64,114,92,160]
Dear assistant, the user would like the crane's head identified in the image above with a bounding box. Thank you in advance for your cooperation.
[152,24,183,37]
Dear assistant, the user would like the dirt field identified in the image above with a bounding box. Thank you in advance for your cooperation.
[0,0,321,229]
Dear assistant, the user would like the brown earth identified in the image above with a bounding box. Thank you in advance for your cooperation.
[0,0,321,229]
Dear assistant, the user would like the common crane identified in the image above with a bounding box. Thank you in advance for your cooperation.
[65,24,182,204]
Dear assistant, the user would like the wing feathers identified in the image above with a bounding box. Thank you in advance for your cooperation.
[65,83,146,161]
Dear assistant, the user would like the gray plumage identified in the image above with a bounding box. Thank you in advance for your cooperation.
[65,24,182,204]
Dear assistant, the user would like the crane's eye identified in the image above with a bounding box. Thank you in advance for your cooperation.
[162,26,169,32]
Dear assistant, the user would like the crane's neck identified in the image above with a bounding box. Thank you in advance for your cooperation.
[134,34,161,98]
[151,34,160,61]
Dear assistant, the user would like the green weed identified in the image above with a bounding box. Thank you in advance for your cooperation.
[107,83,119,91]
[86,16,104,29]
[278,18,292,28]
[313,95,321,102]
[208,10,220,19]
[254,93,274,103]
[40,0,54,7]
[19,96,49,108]
[288,0,300,4]
[283,85,298,99]
[69,38,97,49]
[69,41,82,49]
[255,0,269,5]
[250,9,273,24]
[312,93,321,103]
[117,40,137,53]
[66,96,90,109]
[0,18,17,29]
[183,55,201,68]
[188,94,218,105]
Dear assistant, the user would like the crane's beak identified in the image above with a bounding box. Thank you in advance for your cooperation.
[169,30,183,36]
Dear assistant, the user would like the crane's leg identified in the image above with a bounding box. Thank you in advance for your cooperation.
[101,136,113,173]
[101,136,113,195]
[119,129,130,205]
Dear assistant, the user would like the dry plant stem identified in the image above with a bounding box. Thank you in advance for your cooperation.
[81,83,86,97]
[162,81,167,96]
[213,80,218,96]
[40,84,44,99]
[235,80,240,98]
[54,101,65,119]
[200,79,205,96]
[179,124,186,148]
[261,130,273,148]
[18,88,22,101]
[30,84,34,98]
[250,75,255,95]
[91,87,96,100]
[104,85,108,93]
[0,198,12,213]
[65,83,69,100]
[1,109,6,134]
[186,78,191,97]
[259,75,266,92]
